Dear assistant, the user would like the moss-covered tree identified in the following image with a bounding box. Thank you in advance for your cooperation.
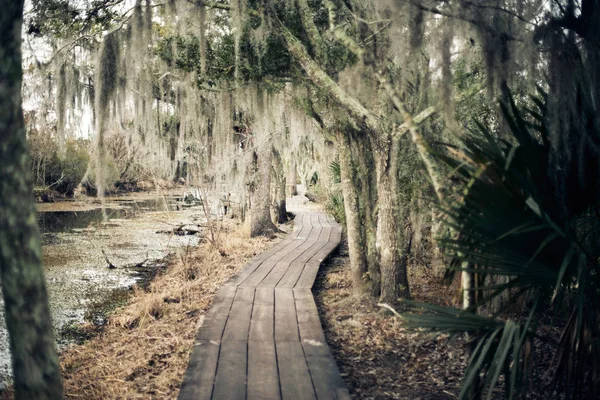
[0,1,64,398]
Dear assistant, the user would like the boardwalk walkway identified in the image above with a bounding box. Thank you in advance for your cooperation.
[178,211,350,400]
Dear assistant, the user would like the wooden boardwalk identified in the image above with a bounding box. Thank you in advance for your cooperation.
[179,212,350,400]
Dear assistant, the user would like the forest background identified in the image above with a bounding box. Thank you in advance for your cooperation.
[0,0,599,399]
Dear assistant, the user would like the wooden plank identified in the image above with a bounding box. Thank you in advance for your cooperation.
[226,213,307,286]
[316,214,332,243]
[249,304,273,341]
[196,285,236,341]
[293,288,313,305]
[239,214,311,287]
[254,287,274,306]
[226,239,293,286]
[295,213,314,240]
[277,215,332,288]
[212,340,247,400]
[330,224,342,243]
[294,289,326,344]
[178,340,221,400]
[180,212,349,400]
[239,237,307,287]
[276,341,316,400]
[276,241,327,289]
[248,286,278,399]
[294,241,340,289]
[234,286,256,302]
[248,340,280,400]
[257,261,294,288]
[302,343,351,400]
[274,288,299,342]
[274,214,324,288]
[288,212,307,239]
[222,287,254,342]
[259,237,317,287]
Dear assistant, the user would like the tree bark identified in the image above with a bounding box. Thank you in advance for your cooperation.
[375,135,410,305]
[276,19,381,134]
[249,148,277,236]
[0,2,64,398]
[272,148,288,224]
[288,158,298,196]
[354,133,380,297]
[430,209,446,278]
[337,131,369,294]
[297,0,327,64]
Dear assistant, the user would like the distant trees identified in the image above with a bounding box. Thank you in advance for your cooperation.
[0,0,64,398]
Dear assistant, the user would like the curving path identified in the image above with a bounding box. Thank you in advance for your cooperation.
[178,211,350,400]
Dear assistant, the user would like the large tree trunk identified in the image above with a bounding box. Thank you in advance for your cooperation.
[0,2,64,398]
[288,158,298,196]
[249,148,277,237]
[354,133,380,297]
[272,148,288,224]
[375,136,410,305]
[337,131,369,294]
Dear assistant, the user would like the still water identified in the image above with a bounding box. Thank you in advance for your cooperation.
[0,194,203,387]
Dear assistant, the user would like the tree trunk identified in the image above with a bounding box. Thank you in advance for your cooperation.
[276,175,288,223]
[430,209,445,278]
[375,136,410,305]
[277,20,380,134]
[337,131,369,294]
[297,0,327,64]
[250,148,277,237]
[272,148,288,224]
[288,158,298,196]
[0,2,64,398]
[354,133,380,297]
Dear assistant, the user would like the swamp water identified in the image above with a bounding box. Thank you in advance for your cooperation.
[0,194,204,387]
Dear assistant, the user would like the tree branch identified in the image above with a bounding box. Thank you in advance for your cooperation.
[274,17,381,135]
[298,0,327,64]
[379,72,445,202]
[409,0,525,42]
[393,106,436,137]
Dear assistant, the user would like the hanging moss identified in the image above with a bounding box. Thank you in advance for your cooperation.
[199,5,207,76]
[95,33,120,116]
[409,3,425,53]
[93,31,121,207]
[55,61,67,156]
[439,21,455,126]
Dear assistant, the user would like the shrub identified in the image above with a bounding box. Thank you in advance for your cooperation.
[46,140,90,195]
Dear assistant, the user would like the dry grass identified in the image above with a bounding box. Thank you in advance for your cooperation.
[59,221,279,399]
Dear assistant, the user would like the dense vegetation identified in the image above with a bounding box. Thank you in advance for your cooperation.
[0,0,598,398]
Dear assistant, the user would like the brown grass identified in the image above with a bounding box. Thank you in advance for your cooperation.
[59,221,278,399]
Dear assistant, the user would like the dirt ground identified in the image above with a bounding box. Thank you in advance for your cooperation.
[314,238,468,400]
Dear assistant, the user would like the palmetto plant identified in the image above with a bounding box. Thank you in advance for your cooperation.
[401,85,600,399]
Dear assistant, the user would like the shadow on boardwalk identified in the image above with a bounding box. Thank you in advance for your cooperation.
[178,211,351,400]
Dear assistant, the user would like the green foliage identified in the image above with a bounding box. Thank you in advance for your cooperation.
[156,35,202,73]
[47,140,90,195]
[86,154,120,194]
[325,161,345,224]
[27,0,120,38]
[325,190,345,225]
[329,160,341,183]
[453,56,494,132]
[403,89,600,398]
